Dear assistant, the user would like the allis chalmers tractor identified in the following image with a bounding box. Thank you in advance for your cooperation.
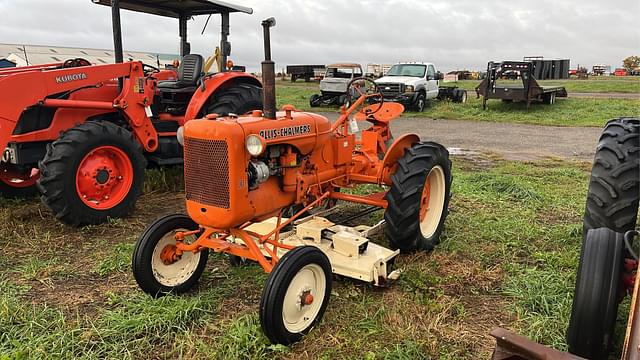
[132,18,452,344]
[0,0,262,226]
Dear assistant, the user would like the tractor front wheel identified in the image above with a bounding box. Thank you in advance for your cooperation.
[384,142,452,252]
[37,121,146,226]
[260,246,332,345]
[132,214,209,297]
[0,168,39,198]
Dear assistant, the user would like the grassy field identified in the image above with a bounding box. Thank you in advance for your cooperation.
[276,80,639,127]
[448,76,640,93]
[1,155,631,359]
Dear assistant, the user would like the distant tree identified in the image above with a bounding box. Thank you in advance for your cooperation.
[622,56,640,71]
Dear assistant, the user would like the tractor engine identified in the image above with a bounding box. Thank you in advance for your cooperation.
[182,110,334,229]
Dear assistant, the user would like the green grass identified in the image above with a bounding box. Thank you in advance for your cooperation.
[448,77,640,93]
[275,80,639,127]
[0,157,633,358]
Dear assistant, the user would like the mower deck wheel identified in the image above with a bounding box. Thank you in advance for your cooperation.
[567,227,625,360]
[260,246,332,345]
[132,214,209,297]
[384,142,452,252]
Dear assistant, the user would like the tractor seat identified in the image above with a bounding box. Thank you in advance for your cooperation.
[157,54,204,91]
[157,54,204,115]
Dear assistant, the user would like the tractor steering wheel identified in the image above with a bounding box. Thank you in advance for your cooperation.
[142,63,160,75]
[62,58,92,68]
[345,77,384,115]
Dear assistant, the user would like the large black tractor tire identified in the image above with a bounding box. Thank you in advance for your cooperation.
[583,117,640,234]
[205,83,263,116]
[384,142,452,252]
[37,121,146,226]
[567,228,625,360]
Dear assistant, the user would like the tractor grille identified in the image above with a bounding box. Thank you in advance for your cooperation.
[378,83,404,96]
[183,137,230,209]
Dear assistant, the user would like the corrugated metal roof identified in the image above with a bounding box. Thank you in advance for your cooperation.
[91,0,252,18]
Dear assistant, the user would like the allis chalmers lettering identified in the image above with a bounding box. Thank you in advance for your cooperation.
[259,124,311,140]
[55,73,88,84]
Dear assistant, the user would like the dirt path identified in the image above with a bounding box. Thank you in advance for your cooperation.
[568,92,640,99]
[321,113,601,161]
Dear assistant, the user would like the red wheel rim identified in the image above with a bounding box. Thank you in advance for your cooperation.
[75,145,133,210]
[0,168,39,188]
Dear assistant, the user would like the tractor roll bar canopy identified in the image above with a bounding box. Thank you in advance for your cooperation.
[92,0,253,68]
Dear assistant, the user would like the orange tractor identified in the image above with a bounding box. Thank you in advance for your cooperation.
[0,0,262,226]
[132,18,453,344]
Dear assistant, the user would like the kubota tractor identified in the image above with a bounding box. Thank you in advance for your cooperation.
[0,0,263,226]
[131,18,453,344]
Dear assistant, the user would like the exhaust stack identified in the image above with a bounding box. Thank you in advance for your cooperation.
[261,17,277,119]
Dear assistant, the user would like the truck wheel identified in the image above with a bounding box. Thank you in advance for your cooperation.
[567,228,625,360]
[260,246,332,345]
[414,93,426,112]
[37,122,146,226]
[453,89,468,103]
[205,83,263,116]
[0,170,38,198]
[132,214,209,297]
[384,142,452,252]
[309,94,322,107]
[583,118,639,234]
[543,92,556,105]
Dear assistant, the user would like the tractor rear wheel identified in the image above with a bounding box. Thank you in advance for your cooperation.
[260,246,332,345]
[37,121,146,226]
[583,117,639,234]
[567,228,625,360]
[384,142,452,252]
[132,214,209,297]
[205,83,263,116]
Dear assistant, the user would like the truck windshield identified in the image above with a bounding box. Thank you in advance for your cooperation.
[387,64,426,77]
[326,67,362,79]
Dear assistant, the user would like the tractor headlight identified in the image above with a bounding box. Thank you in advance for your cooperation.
[177,126,185,146]
[246,134,266,156]
[405,85,415,93]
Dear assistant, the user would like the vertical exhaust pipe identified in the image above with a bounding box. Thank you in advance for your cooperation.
[261,17,277,119]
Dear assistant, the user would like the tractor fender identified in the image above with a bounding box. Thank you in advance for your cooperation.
[378,133,421,184]
[184,72,262,123]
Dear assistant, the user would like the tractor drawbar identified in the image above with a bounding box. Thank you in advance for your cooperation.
[261,17,277,119]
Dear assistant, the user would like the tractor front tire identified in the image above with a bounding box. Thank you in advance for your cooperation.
[205,83,263,116]
[567,228,625,360]
[0,174,39,198]
[37,121,146,226]
[384,142,452,252]
[583,117,640,234]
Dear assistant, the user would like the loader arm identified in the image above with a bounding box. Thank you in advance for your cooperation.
[0,61,158,153]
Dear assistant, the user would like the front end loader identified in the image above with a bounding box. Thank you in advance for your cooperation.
[0,0,263,226]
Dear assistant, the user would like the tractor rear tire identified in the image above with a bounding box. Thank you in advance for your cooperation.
[567,228,625,360]
[37,121,146,226]
[205,83,263,116]
[583,117,640,234]
[384,142,452,252]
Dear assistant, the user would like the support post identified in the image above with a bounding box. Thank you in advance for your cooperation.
[179,15,189,57]
[220,12,230,72]
[111,0,123,90]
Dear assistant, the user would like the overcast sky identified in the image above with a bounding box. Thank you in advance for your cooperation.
[0,0,638,72]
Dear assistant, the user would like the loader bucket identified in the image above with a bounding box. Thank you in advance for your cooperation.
[490,328,585,360]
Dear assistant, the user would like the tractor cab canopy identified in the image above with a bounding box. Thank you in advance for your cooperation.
[92,0,252,69]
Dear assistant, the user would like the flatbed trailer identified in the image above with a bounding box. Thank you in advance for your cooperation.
[286,64,325,82]
[475,61,567,109]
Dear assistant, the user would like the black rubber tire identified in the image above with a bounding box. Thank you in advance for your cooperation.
[309,94,322,107]
[132,214,209,297]
[0,178,38,198]
[453,89,468,103]
[414,93,426,112]
[260,246,332,345]
[543,92,556,105]
[567,228,625,360]
[384,142,452,252]
[37,121,146,226]
[583,117,640,234]
[205,83,263,116]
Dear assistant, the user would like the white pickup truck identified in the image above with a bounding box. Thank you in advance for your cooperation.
[375,62,467,112]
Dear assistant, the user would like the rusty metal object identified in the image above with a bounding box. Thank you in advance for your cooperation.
[261,17,277,119]
[490,328,585,360]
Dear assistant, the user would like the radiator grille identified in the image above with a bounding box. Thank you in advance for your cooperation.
[183,137,230,208]
[378,83,404,97]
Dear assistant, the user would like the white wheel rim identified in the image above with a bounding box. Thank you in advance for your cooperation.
[419,166,446,238]
[462,92,467,103]
[282,263,326,333]
[151,229,201,287]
